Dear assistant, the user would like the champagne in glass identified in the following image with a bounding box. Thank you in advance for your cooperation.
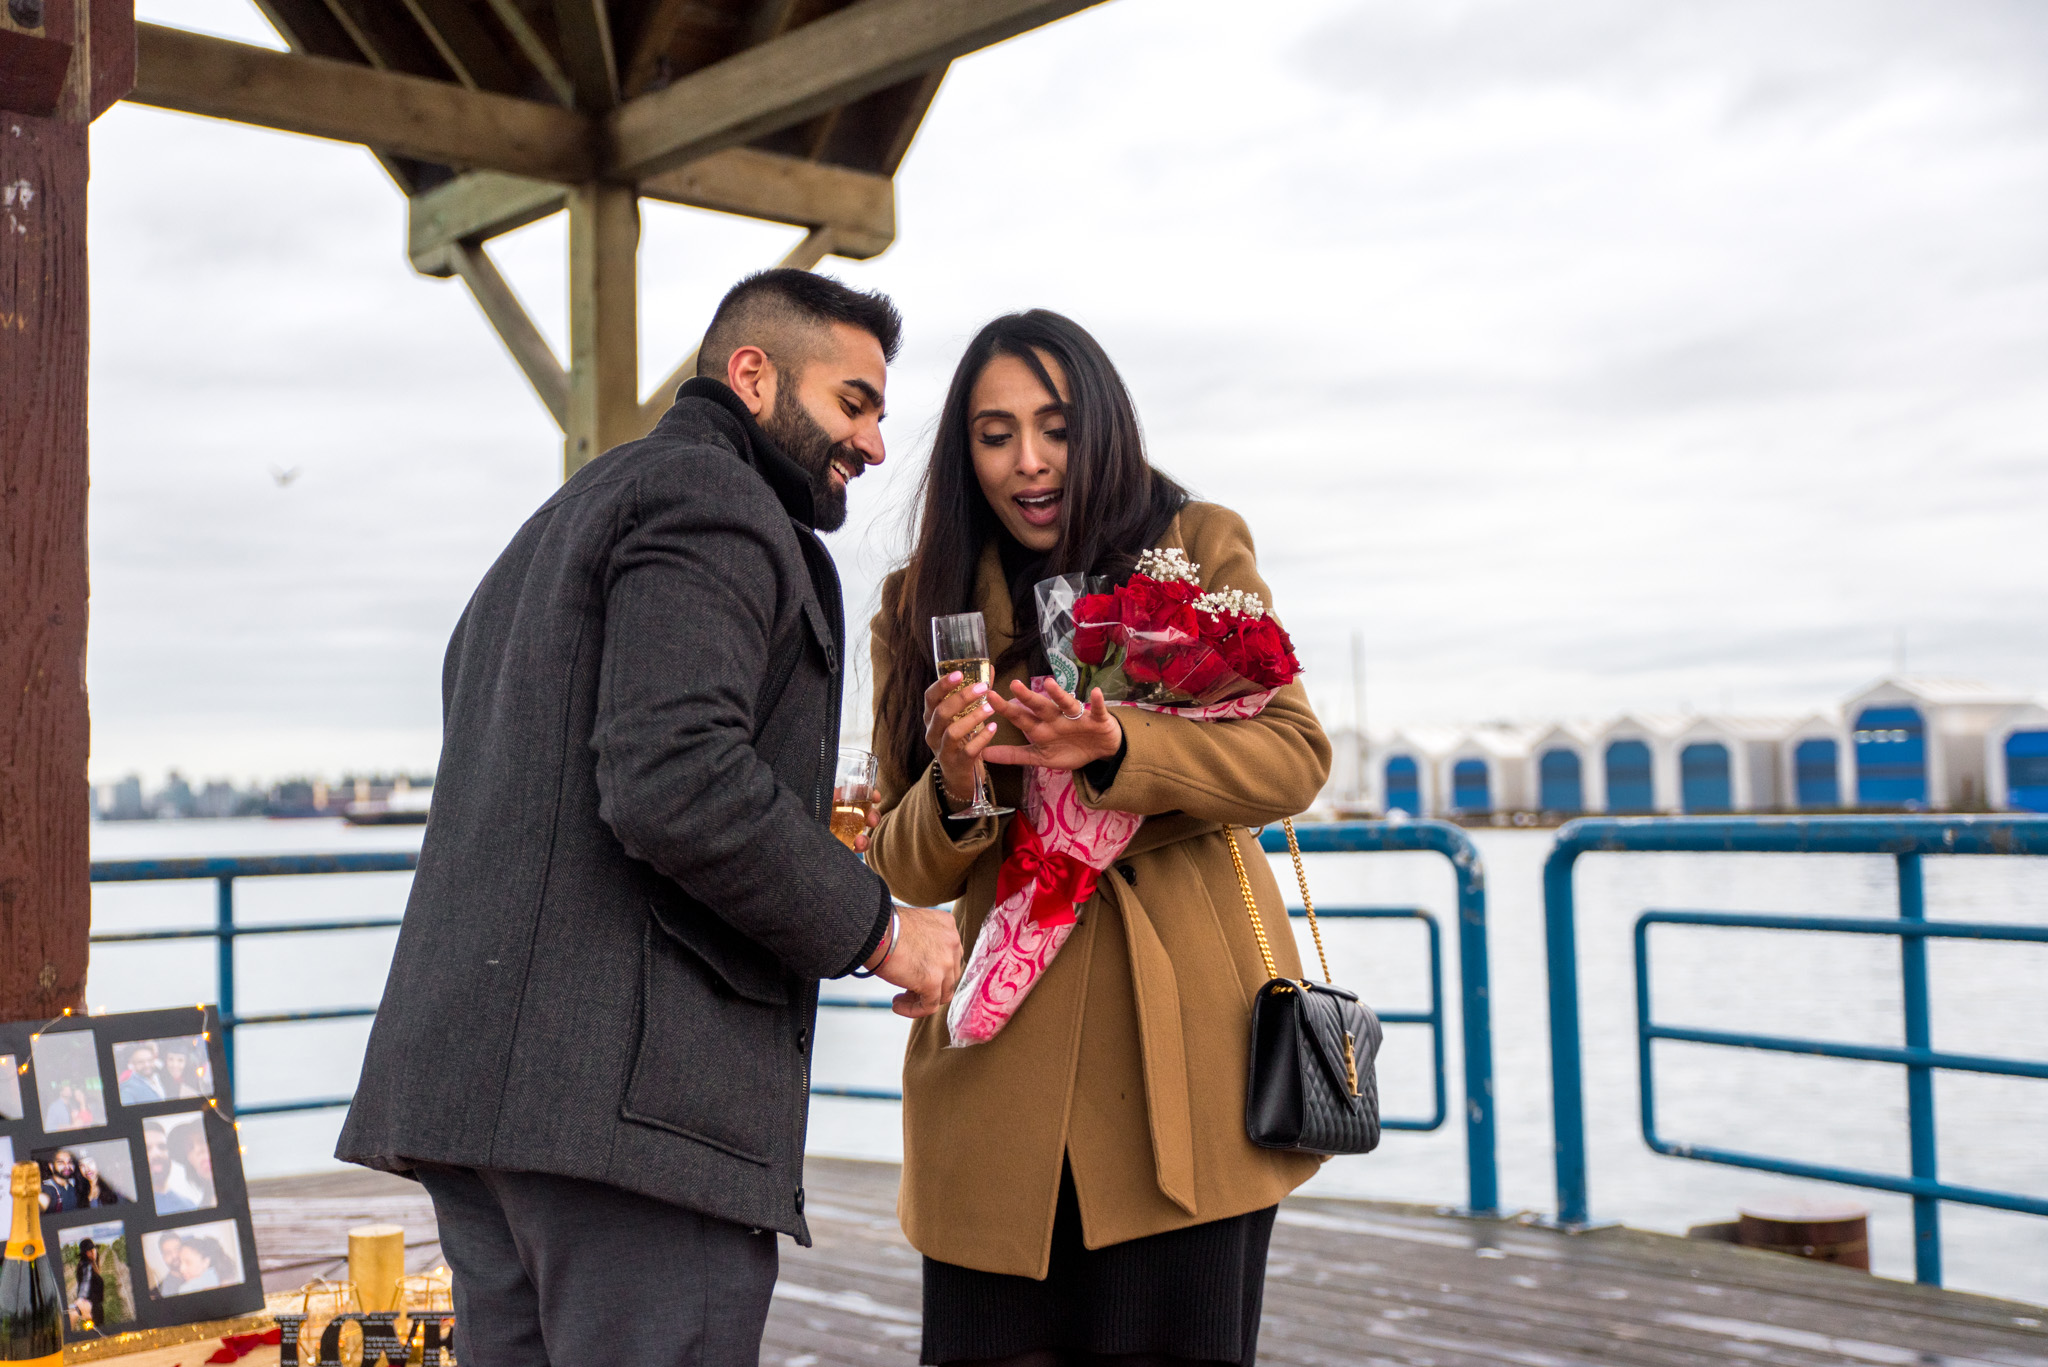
[831,748,880,850]
[931,612,1013,817]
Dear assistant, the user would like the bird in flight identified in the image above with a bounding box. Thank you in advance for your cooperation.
[270,466,302,487]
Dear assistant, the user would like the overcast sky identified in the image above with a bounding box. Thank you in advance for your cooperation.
[86,0,2048,784]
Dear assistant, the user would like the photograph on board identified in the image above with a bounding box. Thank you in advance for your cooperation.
[30,1030,107,1132]
[141,1219,245,1298]
[0,1054,21,1120]
[59,1222,134,1331]
[34,1139,138,1212]
[142,1112,216,1215]
[111,1036,214,1105]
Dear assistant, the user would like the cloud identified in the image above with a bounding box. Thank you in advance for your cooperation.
[81,0,2048,781]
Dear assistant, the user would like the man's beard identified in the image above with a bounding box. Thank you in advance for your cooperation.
[760,392,858,532]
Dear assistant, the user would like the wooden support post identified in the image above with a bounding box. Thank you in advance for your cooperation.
[1,0,133,1023]
[564,181,640,477]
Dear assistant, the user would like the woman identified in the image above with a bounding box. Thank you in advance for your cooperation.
[867,311,1331,1367]
[78,1153,122,1207]
[161,1048,203,1100]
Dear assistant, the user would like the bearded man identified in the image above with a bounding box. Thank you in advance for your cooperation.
[337,271,961,1367]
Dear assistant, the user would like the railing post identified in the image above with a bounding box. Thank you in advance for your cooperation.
[1448,836,1499,1216]
[1897,851,1941,1285]
[216,875,237,1098]
[1544,834,1591,1226]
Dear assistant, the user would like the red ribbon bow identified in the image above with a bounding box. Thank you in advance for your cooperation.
[995,820,1102,928]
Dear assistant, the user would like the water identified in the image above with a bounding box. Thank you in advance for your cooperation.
[85,819,2048,1305]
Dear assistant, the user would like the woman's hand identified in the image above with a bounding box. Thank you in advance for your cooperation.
[922,670,998,810]
[984,680,1121,771]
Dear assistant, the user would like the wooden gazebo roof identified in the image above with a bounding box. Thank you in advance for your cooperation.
[127,0,1103,470]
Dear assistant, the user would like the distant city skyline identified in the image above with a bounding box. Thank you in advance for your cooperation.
[86,0,2048,778]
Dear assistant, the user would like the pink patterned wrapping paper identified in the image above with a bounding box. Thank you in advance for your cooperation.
[945,688,1278,1048]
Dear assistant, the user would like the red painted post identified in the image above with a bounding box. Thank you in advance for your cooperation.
[0,0,132,1022]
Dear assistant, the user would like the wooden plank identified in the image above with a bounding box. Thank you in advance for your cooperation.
[399,0,525,93]
[407,148,892,268]
[618,0,696,98]
[127,23,596,182]
[479,0,577,106]
[565,180,639,473]
[315,0,454,79]
[549,0,618,110]
[607,0,1109,181]
[242,1162,2048,1367]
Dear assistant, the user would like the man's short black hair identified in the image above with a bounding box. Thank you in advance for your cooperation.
[695,268,902,383]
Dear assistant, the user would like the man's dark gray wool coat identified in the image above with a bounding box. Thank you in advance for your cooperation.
[336,378,892,1244]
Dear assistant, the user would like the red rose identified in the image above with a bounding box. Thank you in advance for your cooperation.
[1117,574,1199,639]
[1233,616,1300,688]
[1195,609,1232,642]
[1071,593,1120,665]
[1164,644,1235,699]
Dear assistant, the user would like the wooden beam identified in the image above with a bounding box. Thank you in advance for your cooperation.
[641,147,893,256]
[635,226,833,433]
[480,0,576,106]
[400,0,524,93]
[619,0,694,98]
[607,0,1108,181]
[408,170,565,270]
[128,23,596,182]
[407,147,894,269]
[428,240,569,428]
[1,0,131,1023]
[550,0,618,111]
[565,181,639,474]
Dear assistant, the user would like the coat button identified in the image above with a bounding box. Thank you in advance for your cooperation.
[1116,862,1137,886]
[794,1187,805,1212]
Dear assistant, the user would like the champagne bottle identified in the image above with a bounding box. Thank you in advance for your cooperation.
[0,1162,63,1367]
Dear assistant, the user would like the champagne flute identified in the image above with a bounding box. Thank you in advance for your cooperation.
[831,748,880,851]
[931,612,1013,817]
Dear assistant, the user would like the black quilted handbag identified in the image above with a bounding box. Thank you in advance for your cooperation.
[1225,819,1384,1155]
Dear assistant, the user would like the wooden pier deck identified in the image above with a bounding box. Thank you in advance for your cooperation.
[240,1159,2048,1367]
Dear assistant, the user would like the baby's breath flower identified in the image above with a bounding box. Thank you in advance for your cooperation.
[1134,547,1200,584]
[1193,588,1266,618]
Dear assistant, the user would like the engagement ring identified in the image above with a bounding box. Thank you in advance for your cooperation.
[1062,707,1086,720]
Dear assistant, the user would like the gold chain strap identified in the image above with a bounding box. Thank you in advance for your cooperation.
[1223,817,1330,985]
[1285,817,1335,983]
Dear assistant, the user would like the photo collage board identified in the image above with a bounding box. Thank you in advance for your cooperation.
[0,1005,264,1344]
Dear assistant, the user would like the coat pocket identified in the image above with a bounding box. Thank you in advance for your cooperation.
[622,915,790,1164]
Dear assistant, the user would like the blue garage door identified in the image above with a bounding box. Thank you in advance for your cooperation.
[1794,738,1840,808]
[1539,748,1583,813]
[2006,731,2048,813]
[1385,756,1420,815]
[1681,743,1732,812]
[1855,706,1926,808]
[1606,740,1654,813]
[1452,759,1490,813]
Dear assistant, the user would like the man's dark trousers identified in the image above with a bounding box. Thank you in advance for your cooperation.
[417,1165,776,1367]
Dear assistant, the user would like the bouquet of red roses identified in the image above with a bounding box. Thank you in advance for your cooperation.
[1057,547,1301,705]
[946,548,1303,1047]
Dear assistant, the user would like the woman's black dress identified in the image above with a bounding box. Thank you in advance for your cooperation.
[919,1165,1277,1367]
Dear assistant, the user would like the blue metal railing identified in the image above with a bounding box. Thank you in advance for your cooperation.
[819,905,1450,1129]
[90,853,418,1117]
[1266,819,1499,1217]
[1544,815,2048,1286]
[88,820,1499,1221]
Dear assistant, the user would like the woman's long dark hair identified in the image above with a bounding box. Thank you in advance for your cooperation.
[877,310,1189,787]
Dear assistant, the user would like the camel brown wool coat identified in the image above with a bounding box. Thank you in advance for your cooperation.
[866,501,1332,1279]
